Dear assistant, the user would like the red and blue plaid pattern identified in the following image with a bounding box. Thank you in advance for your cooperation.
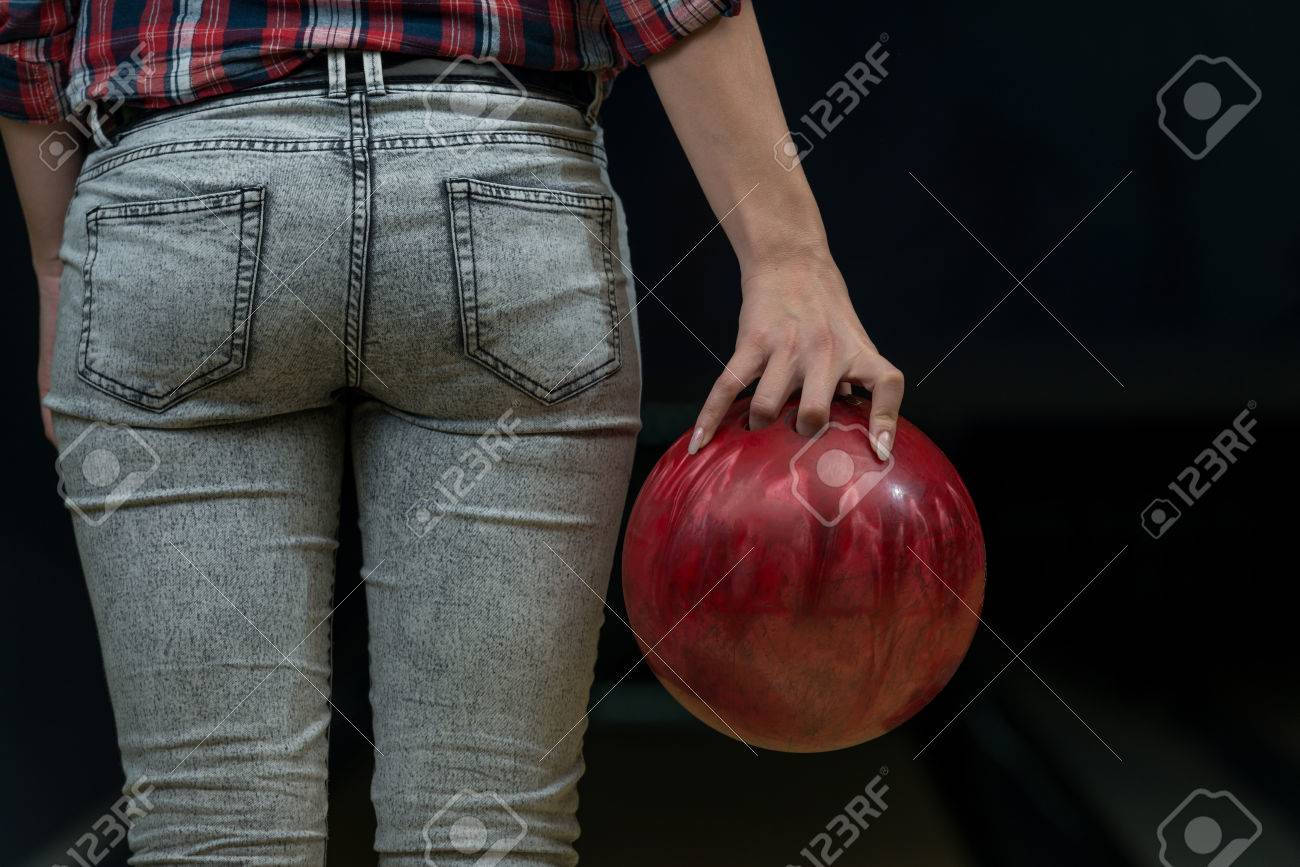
[0,0,740,123]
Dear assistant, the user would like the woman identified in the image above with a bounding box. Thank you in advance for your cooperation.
[1,1,903,863]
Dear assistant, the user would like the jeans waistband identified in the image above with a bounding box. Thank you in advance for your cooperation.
[292,51,599,108]
[105,49,602,146]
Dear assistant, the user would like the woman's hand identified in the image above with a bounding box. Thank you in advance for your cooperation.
[689,252,903,458]
[645,7,904,459]
[36,262,61,447]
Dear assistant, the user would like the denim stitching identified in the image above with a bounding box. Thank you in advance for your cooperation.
[371,132,604,159]
[118,87,590,141]
[87,188,256,220]
[77,133,603,190]
[114,92,333,138]
[343,90,373,387]
[75,187,265,410]
[76,139,349,188]
[77,210,100,394]
[447,183,477,363]
[448,180,622,404]
[466,186,483,369]
[600,203,622,377]
[457,177,611,210]
[230,187,262,373]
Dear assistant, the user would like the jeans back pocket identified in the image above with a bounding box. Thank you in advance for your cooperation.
[447,178,622,404]
[77,187,265,411]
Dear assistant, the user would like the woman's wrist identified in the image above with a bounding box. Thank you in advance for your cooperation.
[2,119,81,284]
[724,172,832,273]
[33,252,63,279]
[736,235,832,276]
[734,215,835,283]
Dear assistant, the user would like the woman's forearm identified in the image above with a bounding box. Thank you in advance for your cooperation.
[3,117,82,446]
[646,5,904,454]
[1,118,84,275]
[645,6,828,269]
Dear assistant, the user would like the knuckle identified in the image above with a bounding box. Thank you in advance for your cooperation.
[807,328,836,353]
[714,370,738,389]
[879,367,905,390]
[758,324,798,354]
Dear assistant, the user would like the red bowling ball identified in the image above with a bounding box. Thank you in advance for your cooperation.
[622,395,985,752]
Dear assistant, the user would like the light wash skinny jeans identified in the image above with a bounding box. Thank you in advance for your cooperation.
[47,49,640,865]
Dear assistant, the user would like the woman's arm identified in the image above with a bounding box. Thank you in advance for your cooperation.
[1,118,85,445]
[645,6,903,460]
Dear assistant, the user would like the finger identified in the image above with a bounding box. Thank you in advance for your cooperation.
[795,362,840,436]
[847,352,905,461]
[748,354,798,432]
[691,349,763,454]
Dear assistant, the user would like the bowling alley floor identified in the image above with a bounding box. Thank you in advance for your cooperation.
[575,683,977,866]
[573,671,1300,866]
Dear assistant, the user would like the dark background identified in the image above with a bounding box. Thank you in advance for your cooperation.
[5,1,1297,865]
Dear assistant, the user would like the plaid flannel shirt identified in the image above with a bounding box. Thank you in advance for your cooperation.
[0,0,740,122]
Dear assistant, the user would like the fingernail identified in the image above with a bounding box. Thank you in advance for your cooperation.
[873,430,892,462]
[688,427,704,455]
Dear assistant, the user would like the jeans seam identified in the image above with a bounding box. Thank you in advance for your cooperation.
[76,139,349,189]
[116,91,337,138]
[344,91,372,387]
[77,133,603,190]
[370,131,604,159]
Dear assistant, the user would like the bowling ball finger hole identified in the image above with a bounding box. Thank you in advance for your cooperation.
[739,411,798,432]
